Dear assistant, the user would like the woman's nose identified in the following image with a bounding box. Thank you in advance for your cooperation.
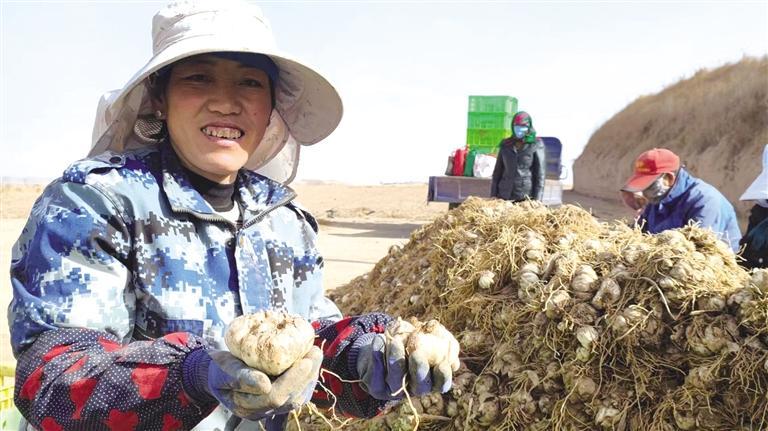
[206,83,242,115]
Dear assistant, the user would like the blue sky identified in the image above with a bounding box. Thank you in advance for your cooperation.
[1,1,767,184]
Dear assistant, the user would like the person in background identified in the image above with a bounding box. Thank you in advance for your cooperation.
[738,144,768,268]
[622,148,741,251]
[7,1,459,430]
[490,111,546,202]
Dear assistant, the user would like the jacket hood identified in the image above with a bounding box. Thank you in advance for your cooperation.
[511,111,537,144]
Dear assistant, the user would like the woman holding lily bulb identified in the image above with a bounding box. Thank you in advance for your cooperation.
[8,1,460,430]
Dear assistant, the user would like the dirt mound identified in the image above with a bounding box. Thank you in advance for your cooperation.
[573,56,768,224]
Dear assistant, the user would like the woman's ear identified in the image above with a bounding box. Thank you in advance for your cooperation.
[150,94,167,117]
[147,69,171,116]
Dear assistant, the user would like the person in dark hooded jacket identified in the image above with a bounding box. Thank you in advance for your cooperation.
[738,144,768,269]
[490,111,546,202]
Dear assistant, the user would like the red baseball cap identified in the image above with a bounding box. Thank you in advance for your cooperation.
[622,148,680,192]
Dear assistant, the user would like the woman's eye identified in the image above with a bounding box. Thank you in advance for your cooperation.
[183,74,210,82]
[241,79,265,88]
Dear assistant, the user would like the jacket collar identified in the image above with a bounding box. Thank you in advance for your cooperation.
[159,143,296,220]
[657,168,692,209]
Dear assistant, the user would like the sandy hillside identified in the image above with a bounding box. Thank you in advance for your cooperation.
[0,182,626,367]
[573,56,768,226]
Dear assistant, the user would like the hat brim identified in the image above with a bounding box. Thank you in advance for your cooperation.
[622,173,664,193]
[91,34,342,182]
[740,169,768,201]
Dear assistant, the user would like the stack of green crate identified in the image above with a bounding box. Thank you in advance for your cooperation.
[466,95,517,154]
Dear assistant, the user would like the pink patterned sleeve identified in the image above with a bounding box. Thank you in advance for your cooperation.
[14,328,217,431]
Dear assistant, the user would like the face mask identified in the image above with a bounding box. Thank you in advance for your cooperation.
[642,176,671,204]
[513,126,529,139]
[757,199,768,208]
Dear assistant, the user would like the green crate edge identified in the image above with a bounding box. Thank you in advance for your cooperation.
[467,112,516,129]
[469,146,499,154]
[467,96,518,114]
[466,128,509,147]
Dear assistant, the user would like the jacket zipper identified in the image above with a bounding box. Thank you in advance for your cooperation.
[240,191,297,230]
[170,192,297,319]
[170,190,297,233]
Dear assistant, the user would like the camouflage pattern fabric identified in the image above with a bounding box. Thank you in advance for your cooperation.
[8,143,390,430]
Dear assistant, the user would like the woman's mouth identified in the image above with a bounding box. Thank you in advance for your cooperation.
[201,126,244,140]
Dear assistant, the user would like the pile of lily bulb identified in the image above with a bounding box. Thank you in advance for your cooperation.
[289,198,767,431]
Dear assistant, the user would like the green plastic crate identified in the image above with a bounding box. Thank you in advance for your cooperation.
[468,96,518,114]
[468,112,515,130]
[466,128,509,148]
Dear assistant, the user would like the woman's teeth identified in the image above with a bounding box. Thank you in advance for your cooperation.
[202,126,243,139]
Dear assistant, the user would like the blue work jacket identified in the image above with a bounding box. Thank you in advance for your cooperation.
[639,168,741,251]
[7,144,384,431]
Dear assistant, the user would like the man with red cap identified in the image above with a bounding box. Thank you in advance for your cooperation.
[623,148,741,251]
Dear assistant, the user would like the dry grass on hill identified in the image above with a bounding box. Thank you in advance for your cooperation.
[574,56,768,224]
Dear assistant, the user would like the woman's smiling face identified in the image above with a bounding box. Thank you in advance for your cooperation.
[158,54,273,183]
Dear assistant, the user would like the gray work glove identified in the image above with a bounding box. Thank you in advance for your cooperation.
[354,320,460,400]
[183,346,323,420]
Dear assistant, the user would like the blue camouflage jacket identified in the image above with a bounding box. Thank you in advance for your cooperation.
[639,168,742,252]
[9,144,391,430]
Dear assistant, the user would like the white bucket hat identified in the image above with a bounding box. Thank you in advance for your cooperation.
[89,0,342,183]
[740,144,768,201]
